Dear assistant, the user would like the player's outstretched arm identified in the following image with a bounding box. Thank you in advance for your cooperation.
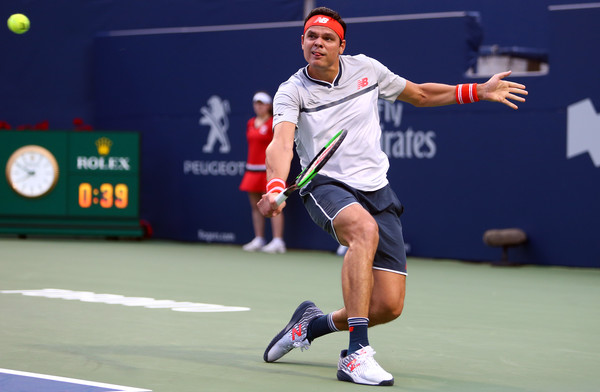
[398,70,528,110]
[478,70,528,110]
[257,122,295,218]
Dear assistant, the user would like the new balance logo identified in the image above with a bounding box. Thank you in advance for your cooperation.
[347,359,360,372]
[315,16,330,24]
[357,77,369,89]
[291,325,302,341]
[567,98,600,167]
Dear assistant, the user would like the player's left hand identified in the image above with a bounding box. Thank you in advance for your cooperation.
[480,71,528,110]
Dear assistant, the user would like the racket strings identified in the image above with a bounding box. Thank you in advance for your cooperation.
[298,130,346,185]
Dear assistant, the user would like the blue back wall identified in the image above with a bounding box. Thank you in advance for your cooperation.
[1,1,599,267]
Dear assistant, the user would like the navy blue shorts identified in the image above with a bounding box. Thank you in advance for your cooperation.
[299,174,407,275]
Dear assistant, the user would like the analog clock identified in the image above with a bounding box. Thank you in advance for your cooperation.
[5,145,60,198]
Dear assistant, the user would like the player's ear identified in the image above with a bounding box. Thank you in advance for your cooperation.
[339,39,346,54]
[301,34,305,47]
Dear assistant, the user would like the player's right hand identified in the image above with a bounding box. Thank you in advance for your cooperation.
[257,192,285,218]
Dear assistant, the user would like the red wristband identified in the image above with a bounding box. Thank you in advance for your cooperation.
[455,83,479,104]
[266,178,286,194]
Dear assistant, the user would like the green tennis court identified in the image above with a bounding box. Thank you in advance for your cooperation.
[1,238,599,391]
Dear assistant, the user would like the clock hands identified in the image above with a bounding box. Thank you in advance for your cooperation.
[16,162,35,176]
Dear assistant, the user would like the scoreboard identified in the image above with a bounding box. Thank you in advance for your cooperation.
[0,130,142,237]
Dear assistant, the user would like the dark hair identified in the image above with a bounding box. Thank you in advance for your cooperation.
[304,7,346,41]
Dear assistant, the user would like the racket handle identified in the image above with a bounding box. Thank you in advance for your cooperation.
[274,191,288,206]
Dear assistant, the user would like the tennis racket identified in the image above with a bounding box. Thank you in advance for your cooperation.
[275,128,348,206]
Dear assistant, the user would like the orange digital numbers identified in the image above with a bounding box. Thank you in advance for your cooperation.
[78,183,93,208]
[78,183,129,209]
[114,183,128,209]
[99,183,113,208]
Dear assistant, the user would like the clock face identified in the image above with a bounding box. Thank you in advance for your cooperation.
[6,145,60,198]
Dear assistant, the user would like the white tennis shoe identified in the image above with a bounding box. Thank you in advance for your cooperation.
[263,300,323,362]
[242,237,265,251]
[337,346,394,386]
[261,238,286,254]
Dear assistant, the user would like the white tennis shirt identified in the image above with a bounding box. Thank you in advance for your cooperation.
[273,54,407,191]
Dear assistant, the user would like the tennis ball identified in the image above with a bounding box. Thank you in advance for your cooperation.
[7,13,30,34]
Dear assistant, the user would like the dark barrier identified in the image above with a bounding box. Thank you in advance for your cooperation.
[2,1,597,267]
[92,7,600,267]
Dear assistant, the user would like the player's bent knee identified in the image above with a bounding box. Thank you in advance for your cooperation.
[386,300,404,321]
[370,298,405,325]
[358,219,379,246]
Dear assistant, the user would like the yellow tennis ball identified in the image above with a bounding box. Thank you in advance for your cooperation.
[7,13,30,34]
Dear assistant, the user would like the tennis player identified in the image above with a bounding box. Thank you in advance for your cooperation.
[258,7,528,386]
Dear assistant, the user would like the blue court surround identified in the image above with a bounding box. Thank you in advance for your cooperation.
[0,369,150,392]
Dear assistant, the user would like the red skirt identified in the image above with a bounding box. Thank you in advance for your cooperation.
[239,170,267,193]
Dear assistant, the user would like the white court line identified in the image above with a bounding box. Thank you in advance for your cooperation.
[1,288,250,312]
[0,368,151,392]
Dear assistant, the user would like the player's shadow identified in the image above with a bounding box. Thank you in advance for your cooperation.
[260,360,338,381]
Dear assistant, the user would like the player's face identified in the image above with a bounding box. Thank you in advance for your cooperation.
[301,26,345,73]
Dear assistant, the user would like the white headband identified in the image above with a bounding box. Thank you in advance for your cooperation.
[253,92,272,104]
